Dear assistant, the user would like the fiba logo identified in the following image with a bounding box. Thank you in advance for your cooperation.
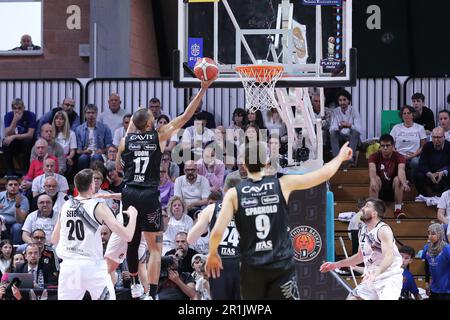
[290,225,322,262]
[191,43,201,56]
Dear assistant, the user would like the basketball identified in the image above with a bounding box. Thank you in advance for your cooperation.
[194,57,218,81]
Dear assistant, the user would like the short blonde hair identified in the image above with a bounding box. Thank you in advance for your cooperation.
[167,196,186,217]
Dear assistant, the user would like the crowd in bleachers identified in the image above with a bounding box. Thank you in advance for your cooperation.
[1,88,450,300]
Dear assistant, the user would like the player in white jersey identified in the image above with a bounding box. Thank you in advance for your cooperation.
[320,198,403,300]
[51,169,137,300]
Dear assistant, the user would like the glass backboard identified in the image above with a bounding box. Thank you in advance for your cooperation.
[175,0,355,88]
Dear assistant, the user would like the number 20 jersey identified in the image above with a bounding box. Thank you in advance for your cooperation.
[56,198,103,260]
[235,175,293,267]
[122,130,161,189]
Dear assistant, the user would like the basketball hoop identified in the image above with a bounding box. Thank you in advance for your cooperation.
[235,64,284,113]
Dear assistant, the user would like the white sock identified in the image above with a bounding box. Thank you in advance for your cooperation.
[394,204,402,211]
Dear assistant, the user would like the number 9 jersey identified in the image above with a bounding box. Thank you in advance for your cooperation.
[56,198,104,260]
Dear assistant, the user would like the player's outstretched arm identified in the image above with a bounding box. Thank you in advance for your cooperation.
[187,203,214,245]
[206,188,236,279]
[96,202,137,242]
[280,142,352,198]
[158,76,217,142]
[320,248,364,273]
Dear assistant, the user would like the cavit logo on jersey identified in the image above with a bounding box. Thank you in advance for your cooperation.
[261,194,279,205]
[130,134,153,141]
[241,197,258,208]
[290,225,322,262]
[241,182,275,194]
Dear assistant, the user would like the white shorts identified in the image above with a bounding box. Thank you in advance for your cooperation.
[352,274,403,300]
[104,232,148,264]
[58,259,116,300]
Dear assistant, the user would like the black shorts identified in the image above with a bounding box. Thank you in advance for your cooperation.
[122,185,162,232]
[240,259,299,300]
[209,258,241,300]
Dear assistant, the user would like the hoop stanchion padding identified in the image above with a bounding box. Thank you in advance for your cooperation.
[235,65,284,113]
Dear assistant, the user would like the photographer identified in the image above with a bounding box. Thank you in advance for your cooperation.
[165,231,198,273]
[0,276,23,300]
[157,255,196,300]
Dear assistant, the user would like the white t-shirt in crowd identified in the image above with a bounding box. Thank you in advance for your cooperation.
[56,131,77,156]
[390,123,426,156]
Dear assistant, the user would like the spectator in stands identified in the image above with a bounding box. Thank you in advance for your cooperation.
[246,109,266,130]
[238,124,268,163]
[99,93,128,133]
[0,176,29,245]
[411,92,435,135]
[157,114,170,129]
[14,244,56,286]
[31,158,69,197]
[165,231,199,274]
[76,104,112,170]
[422,223,450,300]
[105,162,124,194]
[368,134,409,219]
[112,113,131,147]
[191,253,211,300]
[181,113,215,159]
[329,89,362,167]
[32,123,66,174]
[196,142,225,191]
[101,225,112,254]
[12,252,24,269]
[148,97,162,119]
[438,110,450,142]
[37,98,80,137]
[105,145,118,167]
[27,229,59,280]
[437,187,450,224]
[264,108,288,144]
[2,98,36,176]
[166,196,194,243]
[159,165,174,209]
[30,176,66,214]
[174,161,210,218]
[182,96,215,129]
[0,240,13,275]
[224,163,248,192]
[390,105,426,183]
[52,110,77,171]
[311,92,332,153]
[227,108,247,146]
[11,34,41,51]
[415,127,450,197]
[399,245,421,300]
[157,255,196,300]
[22,194,57,245]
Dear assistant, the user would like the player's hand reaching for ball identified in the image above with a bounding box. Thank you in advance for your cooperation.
[201,75,218,90]
[338,142,353,163]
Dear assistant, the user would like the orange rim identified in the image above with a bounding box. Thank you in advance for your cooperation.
[235,65,284,83]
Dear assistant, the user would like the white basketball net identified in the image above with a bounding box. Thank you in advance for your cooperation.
[236,65,284,113]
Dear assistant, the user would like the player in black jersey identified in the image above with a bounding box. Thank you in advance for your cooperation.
[116,76,216,299]
[206,141,353,299]
[187,179,241,300]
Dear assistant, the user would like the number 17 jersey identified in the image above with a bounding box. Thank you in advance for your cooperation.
[122,130,161,189]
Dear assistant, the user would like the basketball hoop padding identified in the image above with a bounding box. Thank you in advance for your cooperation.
[236,65,284,113]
